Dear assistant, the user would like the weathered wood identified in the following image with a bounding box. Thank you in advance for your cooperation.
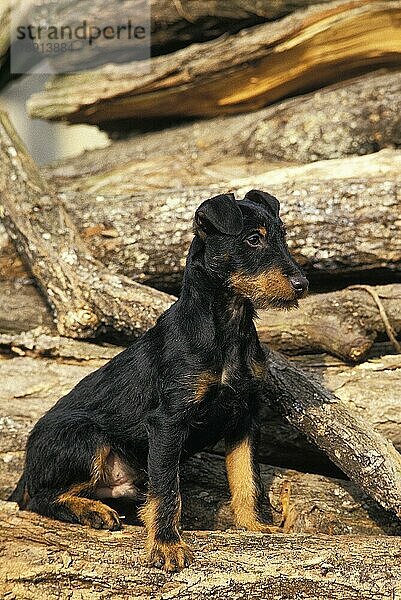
[47,71,401,173]
[1,354,401,537]
[257,352,401,473]
[57,176,401,291]
[0,3,10,70]
[257,283,401,362]
[1,501,400,600]
[49,140,401,195]
[0,281,54,334]
[0,110,174,339]
[264,348,401,520]
[27,1,401,124]
[34,0,334,61]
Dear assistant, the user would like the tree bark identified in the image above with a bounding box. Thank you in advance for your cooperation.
[27,1,401,124]
[256,351,401,474]
[0,3,10,70]
[45,71,401,172]
[31,0,335,59]
[257,283,401,362]
[263,348,401,520]
[0,110,174,339]
[1,501,401,600]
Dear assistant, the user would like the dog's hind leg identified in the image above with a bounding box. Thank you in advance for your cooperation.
[22,421,122,530]
[26,487,121,530]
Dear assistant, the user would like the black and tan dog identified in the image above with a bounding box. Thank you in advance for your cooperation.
[10,190,308,572]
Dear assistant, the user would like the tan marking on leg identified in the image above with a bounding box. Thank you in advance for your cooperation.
[139,495,193,571]
[91,444,111,485]
[57,493,121,530]
[230,268,297,309]
[139,496,160,549]
[226,438,279,533]
[22,485,31,508]
[193,371,220,402]
[147,538,194,572]
[55,445,121,530]
[54,445,111,501]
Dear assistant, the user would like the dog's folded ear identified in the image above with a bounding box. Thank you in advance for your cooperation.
[195,193,243,236]
[245,189,280,216]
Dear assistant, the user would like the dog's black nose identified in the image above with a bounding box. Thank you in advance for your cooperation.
[289,275,309,297]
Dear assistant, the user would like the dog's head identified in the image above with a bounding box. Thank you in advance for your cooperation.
[194,190,308,309]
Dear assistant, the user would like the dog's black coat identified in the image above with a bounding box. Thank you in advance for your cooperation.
[10,190,308,571]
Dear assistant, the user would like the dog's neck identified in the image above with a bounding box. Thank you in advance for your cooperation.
[177,237,257,347]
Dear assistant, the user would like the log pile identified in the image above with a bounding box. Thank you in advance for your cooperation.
[1,0,401,596]
[27,1,401,125]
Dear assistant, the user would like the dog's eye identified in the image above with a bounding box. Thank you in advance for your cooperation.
[245,233,262,247]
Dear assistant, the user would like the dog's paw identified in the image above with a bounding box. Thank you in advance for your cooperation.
[147,540,194,572]
[80,504,121,531]
[251,521,281,534]
[237,520,281,534]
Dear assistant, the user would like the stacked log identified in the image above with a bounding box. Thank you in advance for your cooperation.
[28,1,401,125]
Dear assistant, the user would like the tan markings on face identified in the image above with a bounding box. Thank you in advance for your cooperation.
[193,371,221,402]
[230,268,296,308]
[250,357,267,380]
[226,438,278,533]
[257,227,267,236]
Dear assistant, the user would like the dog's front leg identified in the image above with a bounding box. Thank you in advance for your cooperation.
[139,421,193,572]
[225,425,279,533]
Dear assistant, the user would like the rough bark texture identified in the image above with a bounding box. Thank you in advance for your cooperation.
[0,3,10,70]
[1,502,401,600]
[0,281,54,334]
[0,110,174,339]
[46,71,401,168]
[263,349,401,520]
[32,0,335,59]
[55,177,401,291]
[27,1,401,124]
[257,283,401,362]
[255,351,401,473]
